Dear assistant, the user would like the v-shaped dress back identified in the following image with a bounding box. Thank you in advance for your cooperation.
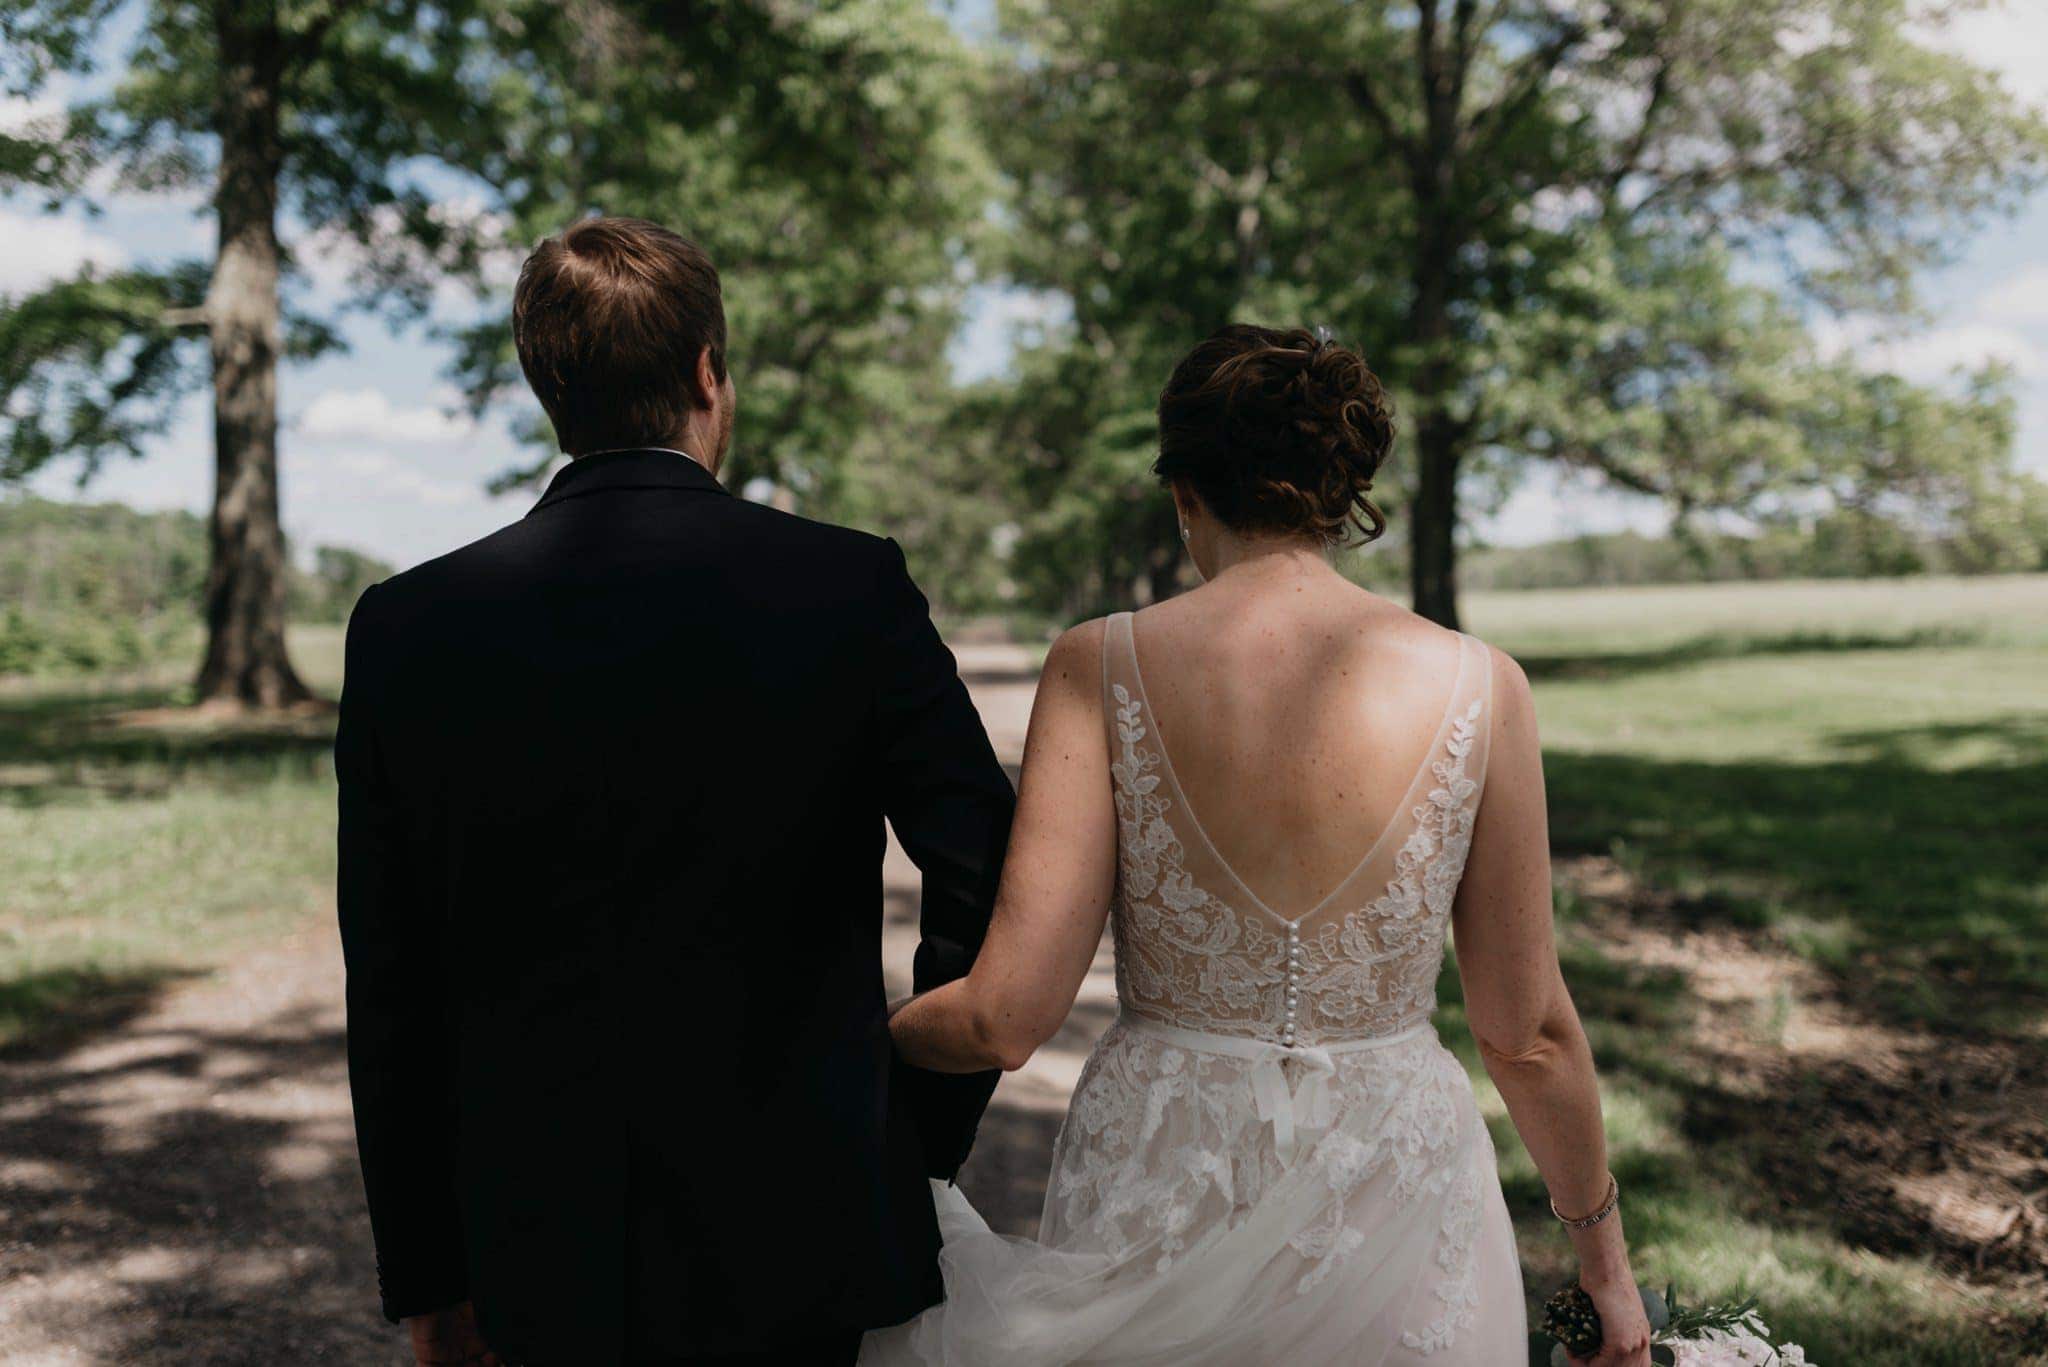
[863,612,1528,1367]
[1106,610,1491,1050]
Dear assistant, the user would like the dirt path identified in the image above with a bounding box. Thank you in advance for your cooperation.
[0,644,1112,1365]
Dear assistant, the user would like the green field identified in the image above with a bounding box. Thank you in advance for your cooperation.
[1,578,2043,1361]
[0,626,345,1045]
[1456,575,2048,1363]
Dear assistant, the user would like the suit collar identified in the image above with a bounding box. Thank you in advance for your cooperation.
[528,447,728,515]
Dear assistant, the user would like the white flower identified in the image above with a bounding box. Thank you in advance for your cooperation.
[1668,1325,1812,1366]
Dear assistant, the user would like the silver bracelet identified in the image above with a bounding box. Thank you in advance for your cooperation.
[1551,1173,1619,1229]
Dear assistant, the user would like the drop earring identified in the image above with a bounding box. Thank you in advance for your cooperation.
[1178,515,1206,585]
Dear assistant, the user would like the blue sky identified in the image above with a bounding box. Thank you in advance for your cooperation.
[4,2,2046,571]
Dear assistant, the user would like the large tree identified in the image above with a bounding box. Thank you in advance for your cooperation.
[0,0,986,704]
[0,0,523,705]
[983,0,2048,626]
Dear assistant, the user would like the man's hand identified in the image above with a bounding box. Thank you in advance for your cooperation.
[405,1300,502,1366]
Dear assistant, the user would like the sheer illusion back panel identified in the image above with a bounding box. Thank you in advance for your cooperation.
[1101,611,1493,1046]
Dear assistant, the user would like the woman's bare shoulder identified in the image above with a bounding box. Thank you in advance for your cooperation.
[1037,616,1111,701]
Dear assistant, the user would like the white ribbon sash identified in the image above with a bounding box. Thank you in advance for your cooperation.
[1118,1014,1434,1164]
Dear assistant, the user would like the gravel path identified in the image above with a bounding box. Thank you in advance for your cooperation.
[0,644,1112,1365]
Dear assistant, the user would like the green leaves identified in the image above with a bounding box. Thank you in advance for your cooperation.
[446,0,992,499]
[0,262,209,482]
[0,0,990,518]
[973,0,2048,618]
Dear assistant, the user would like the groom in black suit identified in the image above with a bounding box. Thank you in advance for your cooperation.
[336,216,1014,1365]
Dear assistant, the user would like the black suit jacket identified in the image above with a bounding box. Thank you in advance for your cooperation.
[335,448,1014,1364]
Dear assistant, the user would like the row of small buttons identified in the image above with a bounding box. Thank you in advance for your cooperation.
[1283,923,1301,1046]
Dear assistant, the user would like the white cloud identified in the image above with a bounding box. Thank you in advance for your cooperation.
[294,196,522,311]
[1873,322,2048,381]
[1811,309,2048,383]
[1976,263,2048,324]
[0,92,66,131]
[295,388,476,445]
[1921,1,2048,108]
[0,206,128,294]
[303,448,482,507]
[1475,465,1671,548]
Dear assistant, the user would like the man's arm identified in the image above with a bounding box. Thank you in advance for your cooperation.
[335,583,470,1324]
[872,538,1018,1180]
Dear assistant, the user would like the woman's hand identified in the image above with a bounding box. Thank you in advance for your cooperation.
[1570,1269,1652,1367]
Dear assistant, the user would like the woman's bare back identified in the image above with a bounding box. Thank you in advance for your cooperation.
[1124,565,1473,919]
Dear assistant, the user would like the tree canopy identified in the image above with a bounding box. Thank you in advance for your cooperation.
[2,0,2043,657]
[0,0,987,700]
[974,0,2048,624]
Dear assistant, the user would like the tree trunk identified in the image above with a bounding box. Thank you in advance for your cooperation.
[1403,240,1465,630]
[1399,2,1470,631]
[1409,412,1460,628]
[196,1,310,707]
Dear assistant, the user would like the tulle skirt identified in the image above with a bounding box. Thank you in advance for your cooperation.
[862,1015,1526,1366]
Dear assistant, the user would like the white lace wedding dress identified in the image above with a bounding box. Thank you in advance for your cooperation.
[863,612,1526,1365]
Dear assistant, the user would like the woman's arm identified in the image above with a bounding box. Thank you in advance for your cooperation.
[890,620,1117,1074]
[1451,647,1649,1367]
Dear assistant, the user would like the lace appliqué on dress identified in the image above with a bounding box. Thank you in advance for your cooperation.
[1110,683,1287,1034]
[1090,668,1493,1351]
[1298,697,1486,1043]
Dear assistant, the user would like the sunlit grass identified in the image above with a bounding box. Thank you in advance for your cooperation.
[0,626,343,1047]
[1453,575,2048,1362]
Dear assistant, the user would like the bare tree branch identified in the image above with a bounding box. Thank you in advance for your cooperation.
[1469,5,1589,152]
[1603,52,1675,200]
[1451,0,1482,91]
[1341,69,1408,156]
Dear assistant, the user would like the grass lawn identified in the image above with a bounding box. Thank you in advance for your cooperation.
[1456,574,2048,1364]
[0,625,344,1047]
[2,580,2044,1362]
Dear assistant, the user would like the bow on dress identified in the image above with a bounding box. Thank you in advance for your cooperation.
[1246,1043,1339,1164]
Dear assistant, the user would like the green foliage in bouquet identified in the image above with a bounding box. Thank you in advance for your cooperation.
[1546,1282,1797,1366]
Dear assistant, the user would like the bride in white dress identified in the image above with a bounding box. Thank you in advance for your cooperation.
[868,326,1652,1367]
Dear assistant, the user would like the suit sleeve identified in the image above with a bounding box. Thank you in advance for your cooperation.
[335,584,469,1321]
[873,538,1018,1180]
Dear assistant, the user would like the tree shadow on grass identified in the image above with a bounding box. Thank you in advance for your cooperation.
[0,965,204,1057]
[1443,931,2048,1358]
[1495,719,2048,1345]
[1541,738,2048,1034]
[0,685,336,806]
[1516,626,1979,684]
[1826,714,2048,770]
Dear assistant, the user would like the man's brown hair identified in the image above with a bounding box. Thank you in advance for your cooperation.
[512,216,727,455]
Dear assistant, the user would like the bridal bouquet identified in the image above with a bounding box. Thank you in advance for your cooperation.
[1543,1284,1813,1366]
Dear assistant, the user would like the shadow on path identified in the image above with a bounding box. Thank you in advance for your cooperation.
[0,937,387,1365]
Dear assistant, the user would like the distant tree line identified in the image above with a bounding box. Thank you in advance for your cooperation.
[1449,503,2048,594]
[0,498,390,677]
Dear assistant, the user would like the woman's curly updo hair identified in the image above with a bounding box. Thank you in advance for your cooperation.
[1154,324,1394,546]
